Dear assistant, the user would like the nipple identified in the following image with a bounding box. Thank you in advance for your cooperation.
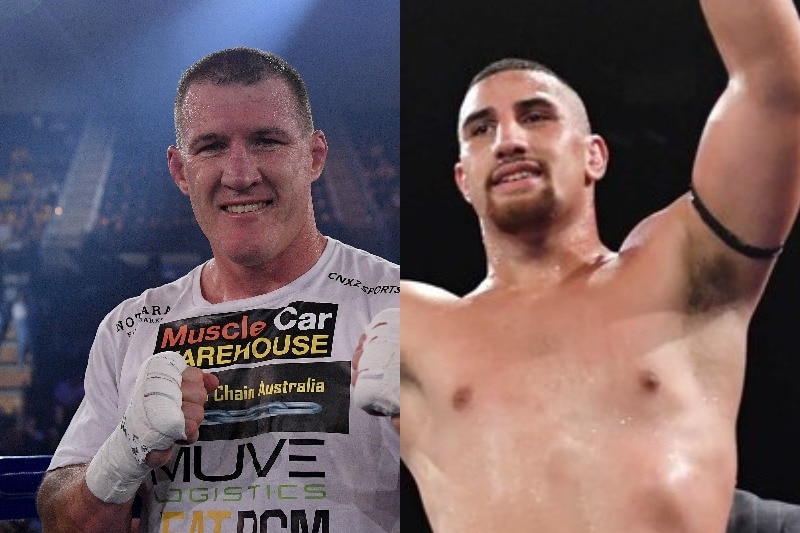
[639,369,660,393]
[452,386,473,411]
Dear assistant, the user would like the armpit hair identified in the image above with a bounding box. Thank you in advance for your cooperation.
[686,250,738,314]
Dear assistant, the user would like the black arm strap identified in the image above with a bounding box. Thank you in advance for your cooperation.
[689,184,783,260]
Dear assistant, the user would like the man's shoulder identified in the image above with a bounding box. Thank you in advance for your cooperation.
[100,264,201,336]
[331,238,398,270]
[325,239,399,286]
[401,279,459,305]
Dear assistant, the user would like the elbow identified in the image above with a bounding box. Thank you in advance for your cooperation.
[37,480,78,533]
[37,469,106,533]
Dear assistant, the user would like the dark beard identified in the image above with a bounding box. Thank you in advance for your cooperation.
[486,186,557,234]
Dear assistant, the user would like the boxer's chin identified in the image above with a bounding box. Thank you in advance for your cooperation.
[487,189,557,234]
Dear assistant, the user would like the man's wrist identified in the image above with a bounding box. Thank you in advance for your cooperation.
[85,426,151,504]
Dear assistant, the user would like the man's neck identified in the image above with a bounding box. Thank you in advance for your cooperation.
[201,231,327,303]
[477,220,611,294]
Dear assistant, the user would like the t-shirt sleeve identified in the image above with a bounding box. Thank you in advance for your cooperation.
[48,310,127,470]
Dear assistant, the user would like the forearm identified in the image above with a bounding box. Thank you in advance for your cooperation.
[700,0,800,97]
[37,353,206,532]
[37,465,135,533]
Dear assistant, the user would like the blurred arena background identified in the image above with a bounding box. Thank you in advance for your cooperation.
[0,2,398,529]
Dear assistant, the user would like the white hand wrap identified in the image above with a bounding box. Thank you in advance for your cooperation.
[85,351,187,503]
[353,308,399,417]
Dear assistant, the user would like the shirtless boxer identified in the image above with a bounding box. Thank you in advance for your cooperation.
[400,0,800,531]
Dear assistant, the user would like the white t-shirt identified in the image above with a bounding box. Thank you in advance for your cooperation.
[51,238,400,533]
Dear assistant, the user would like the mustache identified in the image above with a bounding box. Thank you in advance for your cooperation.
[486,157,546,189]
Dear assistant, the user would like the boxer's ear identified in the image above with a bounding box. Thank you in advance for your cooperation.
[585,134,609,184]
[167,145,191,196]
[455,162,472,204]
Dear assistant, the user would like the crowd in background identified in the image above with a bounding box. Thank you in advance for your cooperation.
[0,110,399,531]
[0,115,77,274]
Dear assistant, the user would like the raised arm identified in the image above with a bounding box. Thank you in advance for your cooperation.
[686,0,800,302]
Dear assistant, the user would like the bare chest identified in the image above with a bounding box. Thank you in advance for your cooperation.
[415,293,687,417]
[405,294,736,533]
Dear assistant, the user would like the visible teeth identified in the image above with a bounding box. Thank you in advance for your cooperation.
[501,171,537,183]
[225,202,267,213]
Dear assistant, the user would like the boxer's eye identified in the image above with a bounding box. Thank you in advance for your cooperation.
[197,141,225,153]
[468,121,495,138]
[521,112,546,124]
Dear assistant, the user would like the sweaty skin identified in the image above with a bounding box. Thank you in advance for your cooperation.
[400,39,800,529]
[401,228,743,532]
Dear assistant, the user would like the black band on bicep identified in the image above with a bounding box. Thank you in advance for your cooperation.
[689,184,783,260]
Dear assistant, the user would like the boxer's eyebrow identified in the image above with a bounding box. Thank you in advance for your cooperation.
[461,107,494,136]
[514,96,558,118]
[187,132,227,154]
[461,96,559,138]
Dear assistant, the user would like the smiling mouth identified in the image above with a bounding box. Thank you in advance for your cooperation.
[490,169,545,191]
[223,201,270,214]
[490,160,545,187]
[496,169,542,184]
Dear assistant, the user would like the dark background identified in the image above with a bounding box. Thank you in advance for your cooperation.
[401,0,800,529]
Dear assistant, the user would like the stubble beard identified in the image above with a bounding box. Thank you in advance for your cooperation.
[485,185,557,234]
